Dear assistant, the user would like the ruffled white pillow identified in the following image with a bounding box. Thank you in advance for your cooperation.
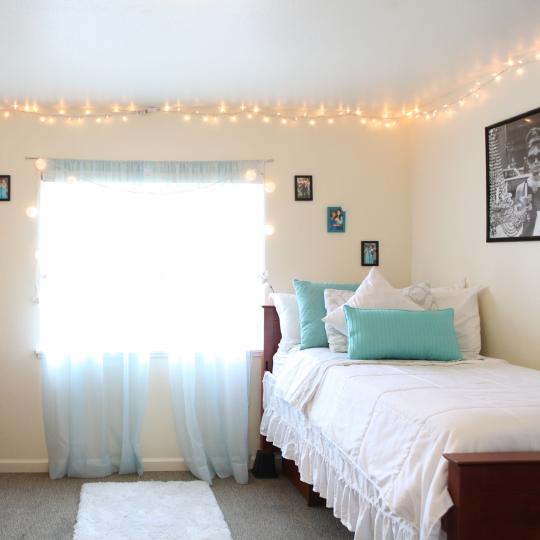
[323,289,355,353]
[270,293,300,352]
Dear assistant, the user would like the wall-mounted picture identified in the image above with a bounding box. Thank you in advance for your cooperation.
[0,175,10,202]
[361,240,379,266]
[486,106,540,242]
[294,175,313,201]
[327,206,346,233]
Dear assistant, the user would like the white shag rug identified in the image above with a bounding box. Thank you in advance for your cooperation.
[74,481,233,540]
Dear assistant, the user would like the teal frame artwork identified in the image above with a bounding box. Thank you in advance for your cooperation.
[327,206,346,233]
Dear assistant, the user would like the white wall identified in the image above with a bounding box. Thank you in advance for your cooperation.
[0,114,412,468]
[410,62,540,369]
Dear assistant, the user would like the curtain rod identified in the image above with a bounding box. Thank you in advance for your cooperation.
[25,157,274,163]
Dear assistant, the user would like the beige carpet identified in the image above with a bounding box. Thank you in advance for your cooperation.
[0,471,354,540]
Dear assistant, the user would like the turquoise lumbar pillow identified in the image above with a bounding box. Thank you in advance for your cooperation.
[344,306,462,361]
[293,279,358,349]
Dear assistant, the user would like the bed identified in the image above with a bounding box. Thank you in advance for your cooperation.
[259,305,540,540]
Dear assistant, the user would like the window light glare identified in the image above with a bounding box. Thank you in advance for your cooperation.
[264,224,275,236]
[66,175,78,185]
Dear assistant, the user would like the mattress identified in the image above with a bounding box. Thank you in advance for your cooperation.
[261,347,540,540]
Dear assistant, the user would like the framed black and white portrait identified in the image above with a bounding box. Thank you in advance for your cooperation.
[486,107,540,242]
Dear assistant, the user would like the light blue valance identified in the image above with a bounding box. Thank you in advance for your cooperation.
[42,159,265,184]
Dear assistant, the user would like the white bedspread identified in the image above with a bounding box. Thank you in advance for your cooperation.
[261,348,540,540]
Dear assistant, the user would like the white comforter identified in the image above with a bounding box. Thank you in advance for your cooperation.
[262,348,540,540]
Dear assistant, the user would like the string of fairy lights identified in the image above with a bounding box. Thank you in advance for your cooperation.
[2,47,540,129]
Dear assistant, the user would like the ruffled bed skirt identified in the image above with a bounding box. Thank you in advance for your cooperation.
[261,373,441,540]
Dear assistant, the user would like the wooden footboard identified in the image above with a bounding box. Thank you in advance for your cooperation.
[261,304,540,539]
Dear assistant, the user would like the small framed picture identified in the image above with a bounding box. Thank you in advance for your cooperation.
[327,206,346,233]
[361,241,379,266]
[294,175,313,201]
[0,175,10,202]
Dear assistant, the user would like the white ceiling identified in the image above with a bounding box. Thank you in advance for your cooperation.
[1,0,540,111]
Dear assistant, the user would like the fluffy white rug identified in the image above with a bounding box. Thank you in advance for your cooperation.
[74,481,233,540]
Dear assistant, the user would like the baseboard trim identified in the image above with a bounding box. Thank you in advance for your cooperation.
[0,457,188,474]
[142,458,188,472]
[0,459,49,473]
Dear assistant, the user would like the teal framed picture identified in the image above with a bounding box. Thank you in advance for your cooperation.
[327,206,346,233]
[0,175,10,202]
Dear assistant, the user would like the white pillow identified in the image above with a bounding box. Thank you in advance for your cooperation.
[323,289,354,353]
[324,287,424,336]
[431,286,483,359]
[270,293,300,352]
[402,282,435,310]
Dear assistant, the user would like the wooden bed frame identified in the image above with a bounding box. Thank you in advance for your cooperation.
[260,305,540,540]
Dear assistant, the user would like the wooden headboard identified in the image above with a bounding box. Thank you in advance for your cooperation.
[262,305,281,372]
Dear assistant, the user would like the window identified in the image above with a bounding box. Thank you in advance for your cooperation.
[38,173,264,354]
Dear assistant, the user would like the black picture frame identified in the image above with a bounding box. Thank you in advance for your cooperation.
[294,175,313,201]
[0,175,10,202]
[486,106,540,242]
[361,241,379,266]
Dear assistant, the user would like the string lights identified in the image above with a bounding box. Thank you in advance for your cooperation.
[2,47,540,129]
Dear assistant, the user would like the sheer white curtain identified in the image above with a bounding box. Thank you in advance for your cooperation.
[39,159,264,481]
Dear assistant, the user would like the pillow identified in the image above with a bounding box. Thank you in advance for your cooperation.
[323,272,424,337]
[402,282,435,310]
[323,289,354,353]
[344,306,462,361]
[270,293,300,352]
[293,279,358,349]
[431,286,483,359]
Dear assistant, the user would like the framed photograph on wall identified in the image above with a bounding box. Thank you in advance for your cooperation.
[294,175,313,201]
[327,206,346,233]
[361,240,379,266]
[486,106,540,242]
[0,175,10,202]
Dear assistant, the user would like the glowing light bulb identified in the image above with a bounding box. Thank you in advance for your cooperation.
[508,59,514,66]
[26,206,38,218]
[253,106,260,113]
[163,104,171,112]
[264,181,276,193]
[66,175,78,185]
[59,109,65,115]
[244,169,257,182]
[281,118,288,125]
[220,105,226,113]
[263,116,270,123]
[34,158,47,172]
[113,105,120,113]
[328,118,334,124]
[459,99,465,107]
[265,224,275,236]
[122,116,128,122]
[516,67,525,76]
[309,119,316,126]
[48,117,55,124]
[202,116,209,122]
[495,74,502,82]
[247,113,253,119]
[3,111,9,118]
[85,109,91,115]
[24,105,30,112]
[355,109,362,116]
[39,116,46,123]
[230,116,237,122]
[536,52,540,60]
[96,117,102,123]
[183,114,191,121]
[361,118,367,125]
